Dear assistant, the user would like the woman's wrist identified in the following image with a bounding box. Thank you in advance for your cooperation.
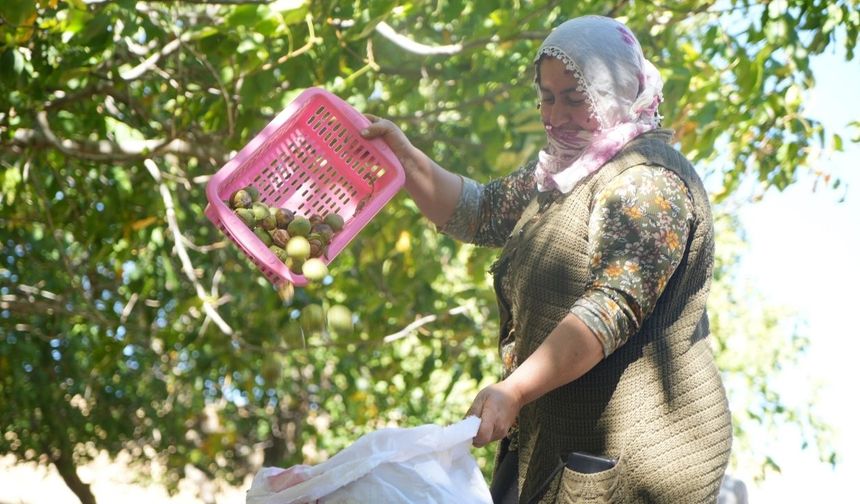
[401,146,431,187]
[499,375,527,412]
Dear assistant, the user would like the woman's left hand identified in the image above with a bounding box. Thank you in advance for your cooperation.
[467,380,524,447]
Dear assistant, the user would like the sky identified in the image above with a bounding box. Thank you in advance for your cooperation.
[732,44,860,501]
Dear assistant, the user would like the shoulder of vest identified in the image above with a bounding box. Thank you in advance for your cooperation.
[612,130,690,171]
[579,131,710,214]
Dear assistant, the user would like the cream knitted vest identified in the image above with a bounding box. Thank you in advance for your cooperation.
[492,130,732,503]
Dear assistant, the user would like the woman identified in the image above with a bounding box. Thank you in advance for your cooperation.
[362,15,732,503]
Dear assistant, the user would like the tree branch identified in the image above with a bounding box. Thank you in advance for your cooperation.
[120,36,184,81]
[382,306,469,343]
[260,14,320,72]
[119,292,139,325]
[233,305,473,355]
[179,38,236,138]
[371,7,550,57]
[374,21,464,55]
[11,115,225,162]
[26,160,114,329]
[374,20,548,56]
[143,159,234,335]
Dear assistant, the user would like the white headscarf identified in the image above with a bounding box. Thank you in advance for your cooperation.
[533,16,664,193]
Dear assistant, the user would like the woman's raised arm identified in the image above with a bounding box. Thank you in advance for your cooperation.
[361,115,463,227]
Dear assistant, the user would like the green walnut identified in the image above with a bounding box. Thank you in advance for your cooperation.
[244,186,260,201]
[251,202,270,221]
[287,216,311,237]
[274,208,295,229]
[229,189,253,209]
[259,214,277,231]
[301,258,328,281]
[307,235,324,258]
[269,245,288,263]
[254,228,273,247]
[287,257,305,275]
[326,304,354,335]
[324,213,345,232]
[286,236,311,261]
[311,223,334,245]
[235,208,255,227]
[269,228,290,249]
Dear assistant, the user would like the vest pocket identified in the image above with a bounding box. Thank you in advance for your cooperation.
[556,456,622,503]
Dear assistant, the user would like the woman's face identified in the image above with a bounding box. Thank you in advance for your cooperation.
[537,57,599,135]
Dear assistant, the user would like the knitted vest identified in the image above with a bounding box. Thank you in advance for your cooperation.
[492,130,732,503]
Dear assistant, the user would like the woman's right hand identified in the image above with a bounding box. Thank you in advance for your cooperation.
[360,114,419,169]
[360,113,462,227]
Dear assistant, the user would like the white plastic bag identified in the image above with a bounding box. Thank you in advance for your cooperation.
[246,416,492,504]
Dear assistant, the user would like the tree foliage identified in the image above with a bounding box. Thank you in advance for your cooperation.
[0,0,855,501]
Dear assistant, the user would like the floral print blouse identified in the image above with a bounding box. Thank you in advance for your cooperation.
[441,161,693,372]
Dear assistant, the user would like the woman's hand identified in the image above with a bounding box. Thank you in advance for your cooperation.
[467,380,524,448]
[360,114,419,168]
[466,315,604,448]
[358,114,462,226]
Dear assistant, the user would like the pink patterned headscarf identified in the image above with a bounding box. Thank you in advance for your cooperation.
[533,16,664,193]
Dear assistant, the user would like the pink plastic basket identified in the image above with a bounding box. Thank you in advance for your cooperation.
[205,87,405,287]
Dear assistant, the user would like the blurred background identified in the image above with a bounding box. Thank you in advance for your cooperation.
[1,0,857,502]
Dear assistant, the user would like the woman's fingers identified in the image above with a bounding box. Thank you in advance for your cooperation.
[469,390,496,447]
[466,391,483,419]
[468,382,524,448]
[359,123,380,138]
[473,413,508,448]
[359,118,416,165]
[474,417,498,448]
[360,117,392,139]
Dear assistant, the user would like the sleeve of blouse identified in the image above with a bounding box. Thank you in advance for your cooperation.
[570,165,694,357]
[438,160,537,247]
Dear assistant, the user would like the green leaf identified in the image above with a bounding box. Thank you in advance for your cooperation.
[832,133,843,151]
[226,5,262,28]
[254,17,281,37]
[0,0,36,26]
[62,7,94,36]
[1,164,22,205]
[111,166,133,195]
[189,26,220,41]
[0,49,25,85]
[79,12,111,44]
[273,0,309,26]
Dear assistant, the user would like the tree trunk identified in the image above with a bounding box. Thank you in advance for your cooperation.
[52,448,97,504]
[263,380,308,468]
[263,396,304,467]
